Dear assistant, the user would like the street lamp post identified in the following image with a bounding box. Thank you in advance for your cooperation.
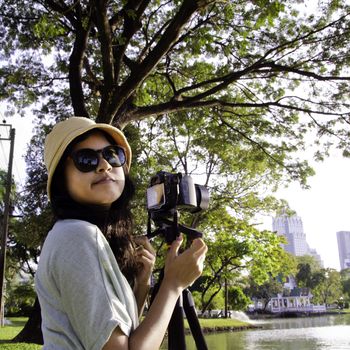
[0,124,15,327]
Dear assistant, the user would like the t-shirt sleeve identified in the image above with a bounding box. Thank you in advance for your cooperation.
[50,221,135,350]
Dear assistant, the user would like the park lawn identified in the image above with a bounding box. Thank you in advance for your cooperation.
[1,315,251,349]
[186,317,250,330]
[0,317,41,350]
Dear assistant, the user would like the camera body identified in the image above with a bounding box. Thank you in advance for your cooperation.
[146,171,209,216]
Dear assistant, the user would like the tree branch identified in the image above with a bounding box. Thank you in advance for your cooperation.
[106,0,207,124]
[92,0,116,118]
[68,2,91,117]
[121,92,349,128]
[113,0,150,82]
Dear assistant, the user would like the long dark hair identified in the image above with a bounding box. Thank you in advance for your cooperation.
[50,130,138,284]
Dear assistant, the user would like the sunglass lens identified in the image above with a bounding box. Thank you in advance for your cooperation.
[74,149,99,172]
[103,146,126,167]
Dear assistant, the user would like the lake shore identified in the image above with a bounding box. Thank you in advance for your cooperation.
[246,308,348,320]
[184,317,261,334]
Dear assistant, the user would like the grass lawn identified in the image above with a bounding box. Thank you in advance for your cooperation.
[0,317,41,350]
[186,317,250,330]
[1,316,250,348]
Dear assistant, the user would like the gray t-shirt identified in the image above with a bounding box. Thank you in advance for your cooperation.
[35,219,139,349]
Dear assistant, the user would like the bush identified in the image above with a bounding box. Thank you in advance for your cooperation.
[228,286,251,311]
[191,288,225,311]
[5,279,36,316]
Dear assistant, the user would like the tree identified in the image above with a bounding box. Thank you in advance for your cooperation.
[312,268,342,305]
[340,268,350,300]
[0,169,16,214]
[1,0,350,161]
[0,170,9,212]
[245,275,284,311]
[196,209,295,313]
[192,287,225,314]
[5,277,36,316]
[228,286,251,311]
[293,258,343,306]
[295,255,323,289]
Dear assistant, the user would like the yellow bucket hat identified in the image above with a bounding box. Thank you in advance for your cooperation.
[44,117,132,200]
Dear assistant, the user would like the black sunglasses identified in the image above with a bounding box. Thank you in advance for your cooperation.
[70,145,126,173]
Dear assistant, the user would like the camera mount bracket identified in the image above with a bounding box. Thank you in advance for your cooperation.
[147,210,203,244]
[147,209,208,349]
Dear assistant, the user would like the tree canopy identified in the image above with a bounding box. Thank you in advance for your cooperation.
[1,0,350,165]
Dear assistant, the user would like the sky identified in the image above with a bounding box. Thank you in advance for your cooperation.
[270,153,348,271]
[0,114,347,271]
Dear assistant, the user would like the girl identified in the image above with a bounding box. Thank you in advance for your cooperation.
[35,117,207,350]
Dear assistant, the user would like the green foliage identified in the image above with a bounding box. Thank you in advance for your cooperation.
[295,255,324,289]
[228,286,251,311]
[341,268,350,299]
[5,279,36,316]
[296,255,323,272]
[312,268,343,305]
[192,287,225,311]
[0,169,16,213]
[290,258,344,305]
[245,276,284,309]
[0,169,8,206]
[197,210,294,311]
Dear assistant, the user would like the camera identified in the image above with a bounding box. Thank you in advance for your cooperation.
[146,171,209,215]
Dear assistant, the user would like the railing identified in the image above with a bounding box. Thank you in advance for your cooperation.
[270,304,326,313]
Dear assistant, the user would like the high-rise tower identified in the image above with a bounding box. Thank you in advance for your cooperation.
[337,231,350,270]
[273,213,309,255]
[273,212,322,265]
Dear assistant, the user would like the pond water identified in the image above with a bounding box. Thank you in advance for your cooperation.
[162,313,350,349]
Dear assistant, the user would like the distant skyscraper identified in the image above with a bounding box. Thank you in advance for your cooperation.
[337,231,350,270]
[273,212,323,265]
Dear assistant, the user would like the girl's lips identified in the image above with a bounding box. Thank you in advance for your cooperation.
[93,176,115,185]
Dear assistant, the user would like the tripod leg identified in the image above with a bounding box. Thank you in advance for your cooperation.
[168,294,186,349]
[150,273,187,349]
[183,289,208,350]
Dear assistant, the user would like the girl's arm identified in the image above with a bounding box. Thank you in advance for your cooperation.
[102,236,207,350]
[132,236,155,316]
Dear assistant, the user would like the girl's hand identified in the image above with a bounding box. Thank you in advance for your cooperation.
[164,235,207,291]
[133,236,156,286]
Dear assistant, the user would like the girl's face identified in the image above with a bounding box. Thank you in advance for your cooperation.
[64,132,125,206]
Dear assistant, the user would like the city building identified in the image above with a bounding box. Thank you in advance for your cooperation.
[250,275,326,314]
[337,231,350,270]
[272,212,323,265]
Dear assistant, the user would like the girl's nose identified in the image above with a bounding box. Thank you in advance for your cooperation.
[96,156,112,172]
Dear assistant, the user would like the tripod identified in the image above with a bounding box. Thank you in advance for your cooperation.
[147,213,208,350]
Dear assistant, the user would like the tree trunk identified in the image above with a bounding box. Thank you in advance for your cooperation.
[224,278,228,318]
[201,285,222,314]
[263,298,271,311]
[12,297,43,344]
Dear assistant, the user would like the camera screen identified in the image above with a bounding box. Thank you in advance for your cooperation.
[147,183,165,209]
